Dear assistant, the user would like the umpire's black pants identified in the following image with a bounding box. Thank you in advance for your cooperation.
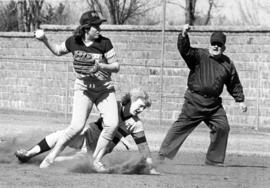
[159,89,230,163]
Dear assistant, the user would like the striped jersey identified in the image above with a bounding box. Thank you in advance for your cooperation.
[65,35,116,81]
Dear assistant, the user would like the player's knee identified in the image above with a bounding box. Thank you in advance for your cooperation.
[69,119,86,130]
[70,118,87,132]
[63,126,83,141]
[103,118,119,130]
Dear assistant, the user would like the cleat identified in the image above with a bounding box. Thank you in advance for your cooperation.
[93,161,108,173]
[15,149,30,163]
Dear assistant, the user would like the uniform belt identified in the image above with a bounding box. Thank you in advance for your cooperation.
[188,89,214,98]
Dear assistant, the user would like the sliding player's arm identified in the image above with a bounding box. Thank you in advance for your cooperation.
[131,131,160,175]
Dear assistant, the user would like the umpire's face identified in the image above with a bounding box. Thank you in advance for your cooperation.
[129,98,147,116]
[209,42,226,58]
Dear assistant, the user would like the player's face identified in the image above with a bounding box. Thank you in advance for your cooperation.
[85,25,101,40]
[209,42,225,57]
[129,98,147,116]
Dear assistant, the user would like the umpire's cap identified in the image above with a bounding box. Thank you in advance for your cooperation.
[210,31,226,46]
[79,11,106,26]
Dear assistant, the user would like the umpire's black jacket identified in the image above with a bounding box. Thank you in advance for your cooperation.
[177,34,245,102]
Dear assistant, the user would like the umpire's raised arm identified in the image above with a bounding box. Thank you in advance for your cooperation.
[177,24,198,70]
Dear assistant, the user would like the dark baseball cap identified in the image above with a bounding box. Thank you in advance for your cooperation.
[79,11,106,26]
[210,31,226,46]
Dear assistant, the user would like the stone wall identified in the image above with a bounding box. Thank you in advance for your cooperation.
[0,25,270,129]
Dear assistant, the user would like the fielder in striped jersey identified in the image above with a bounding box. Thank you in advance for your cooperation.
[15,88,159,174]
[33,11,120,172]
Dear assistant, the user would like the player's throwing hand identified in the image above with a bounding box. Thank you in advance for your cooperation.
[34,29,46,41]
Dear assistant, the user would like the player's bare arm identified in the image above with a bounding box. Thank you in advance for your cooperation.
[98,62,120,73]
[132,131,160,175]
[34,30,69,56]
[132,131,151,157]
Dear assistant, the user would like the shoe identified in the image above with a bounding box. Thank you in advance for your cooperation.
[15,149,30,163]
[39,158,53,168]
[205,159,225,167]
[93,161,108,173]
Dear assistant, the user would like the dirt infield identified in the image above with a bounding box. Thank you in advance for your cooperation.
[0,147,269,188]
[0,113,270,188]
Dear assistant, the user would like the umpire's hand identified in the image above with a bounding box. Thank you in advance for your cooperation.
[239,102,248,112]
[182,24,191,37]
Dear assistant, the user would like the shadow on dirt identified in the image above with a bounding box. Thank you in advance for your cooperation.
[174,163,268,168]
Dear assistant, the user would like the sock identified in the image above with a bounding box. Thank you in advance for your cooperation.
[37,138,51,154]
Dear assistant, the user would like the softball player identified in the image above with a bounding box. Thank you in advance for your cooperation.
[34,11,120,171]
[15,88,159,174]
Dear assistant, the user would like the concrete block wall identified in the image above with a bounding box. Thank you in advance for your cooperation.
[0,25,270,129]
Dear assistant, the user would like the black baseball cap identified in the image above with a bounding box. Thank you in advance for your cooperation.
[79,11,106,26]
[210,31,226,46]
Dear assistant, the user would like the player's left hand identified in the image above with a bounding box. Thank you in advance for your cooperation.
[239,102,247,112]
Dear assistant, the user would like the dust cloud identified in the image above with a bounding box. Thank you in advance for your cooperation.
[1,134,153,175]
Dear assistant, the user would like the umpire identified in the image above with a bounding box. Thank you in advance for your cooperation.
[158,24,247,166]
